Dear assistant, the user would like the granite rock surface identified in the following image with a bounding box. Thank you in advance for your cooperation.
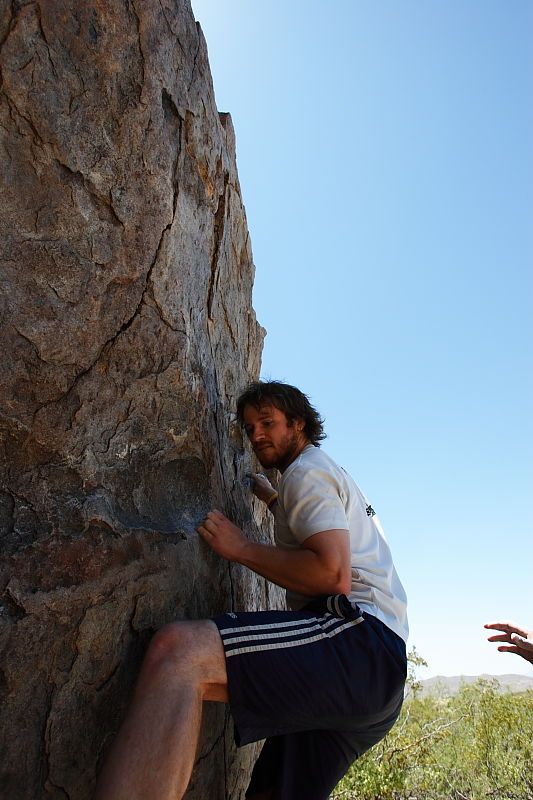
[0,1,280,796]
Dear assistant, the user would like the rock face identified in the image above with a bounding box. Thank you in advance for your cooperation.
[0,1,279,797]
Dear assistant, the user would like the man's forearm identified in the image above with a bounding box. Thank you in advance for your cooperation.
[196,510,351,597]
[237,540,347,597]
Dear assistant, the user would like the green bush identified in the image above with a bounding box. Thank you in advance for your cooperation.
[332,679,533,800]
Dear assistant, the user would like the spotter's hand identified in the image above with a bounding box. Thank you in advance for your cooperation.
[485,621,533,664]
[197,509,248,562]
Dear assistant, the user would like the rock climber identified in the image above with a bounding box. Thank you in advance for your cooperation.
[94,380,408,800]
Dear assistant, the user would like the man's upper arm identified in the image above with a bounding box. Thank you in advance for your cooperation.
[302,529,352,595]
[282,466,349,542]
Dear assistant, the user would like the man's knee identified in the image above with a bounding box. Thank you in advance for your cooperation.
[143,621,199,670]
[134,620,228,703]
[143,620,223,677]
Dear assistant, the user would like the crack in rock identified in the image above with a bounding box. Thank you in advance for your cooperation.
[207,169,229,320]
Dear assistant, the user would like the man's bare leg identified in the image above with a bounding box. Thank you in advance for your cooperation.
[94,620,228,800]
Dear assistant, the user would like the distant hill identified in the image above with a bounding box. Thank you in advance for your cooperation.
[416,673,533,697]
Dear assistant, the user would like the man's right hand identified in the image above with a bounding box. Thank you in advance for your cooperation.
[485,621,533,664]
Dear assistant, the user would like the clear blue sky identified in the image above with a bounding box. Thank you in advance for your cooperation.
[191,0,533,678]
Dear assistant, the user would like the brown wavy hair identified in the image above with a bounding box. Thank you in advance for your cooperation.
[236,380,326,446]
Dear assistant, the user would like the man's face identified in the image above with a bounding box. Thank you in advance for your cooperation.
[242,403,306,472]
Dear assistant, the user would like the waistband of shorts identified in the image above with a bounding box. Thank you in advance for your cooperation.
[301,593,364,621]
[304,594,407,669]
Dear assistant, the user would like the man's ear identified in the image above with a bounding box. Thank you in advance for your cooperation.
[287,415,304,432]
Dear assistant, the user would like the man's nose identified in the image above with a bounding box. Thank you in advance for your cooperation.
[250,428,265,445]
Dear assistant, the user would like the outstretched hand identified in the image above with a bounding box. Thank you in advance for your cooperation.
[485,621,533,664]
[197,509,248,562]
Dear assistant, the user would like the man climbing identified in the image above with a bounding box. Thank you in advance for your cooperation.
[94,380,408,800]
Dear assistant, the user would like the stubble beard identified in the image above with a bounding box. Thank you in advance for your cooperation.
[255,429,303,472]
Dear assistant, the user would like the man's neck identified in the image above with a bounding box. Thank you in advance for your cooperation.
[279,437,311,474]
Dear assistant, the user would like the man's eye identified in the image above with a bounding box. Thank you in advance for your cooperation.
[263,420,272,427]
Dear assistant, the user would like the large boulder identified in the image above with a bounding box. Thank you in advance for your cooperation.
[0,1,279,797]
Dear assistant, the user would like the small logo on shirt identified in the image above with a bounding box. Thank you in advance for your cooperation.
[366,504,376,517]
[227,612,237,619]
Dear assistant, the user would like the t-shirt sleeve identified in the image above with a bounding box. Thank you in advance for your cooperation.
[280,465,349,543]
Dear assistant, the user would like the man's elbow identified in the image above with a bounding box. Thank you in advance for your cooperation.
[328,567,351,596]
[337,574,352,596]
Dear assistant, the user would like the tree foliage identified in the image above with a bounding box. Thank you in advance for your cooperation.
[333,662,533,800]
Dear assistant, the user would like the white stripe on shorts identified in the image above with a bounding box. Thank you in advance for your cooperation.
[221,616,348,647]
[220,614,345,640]
[220,616,327,637]
[225,617,364,658]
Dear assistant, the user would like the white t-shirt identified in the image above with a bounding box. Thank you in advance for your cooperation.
[273,444,409,643]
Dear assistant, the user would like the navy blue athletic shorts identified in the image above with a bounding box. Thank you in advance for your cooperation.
[213,595,406,800]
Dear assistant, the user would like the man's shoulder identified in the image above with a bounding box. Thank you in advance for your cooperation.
[300,444,342,471]
[282,445,345,484]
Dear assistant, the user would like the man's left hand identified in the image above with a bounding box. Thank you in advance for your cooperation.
[197,509,248,562]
